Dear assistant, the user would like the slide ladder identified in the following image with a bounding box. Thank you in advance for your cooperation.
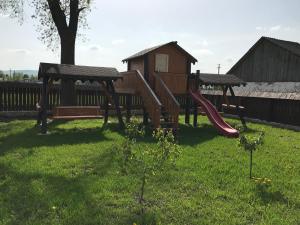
[189,90,239,138]
[116,70,179,130]
[118,70,162,128]
[153,73,180,130]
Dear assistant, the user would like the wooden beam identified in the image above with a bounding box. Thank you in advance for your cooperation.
[229,86,235,97]
[222,86,230,106]
[127,60,131,71]
[107,80,124,128]
[144,55,149,82]
[143,107,149,125]
[193,100,198,127]
[185,60,191,124]
[104,96,109,124]
[41,76,49,134]
[126,94,132,123]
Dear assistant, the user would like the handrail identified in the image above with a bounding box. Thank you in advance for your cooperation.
[154,72,180,129]
[120,70,162,128]
[136,70,162,106]
[154,73,180,106]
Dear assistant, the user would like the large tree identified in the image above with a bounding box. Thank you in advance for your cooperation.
[0,0,92,105]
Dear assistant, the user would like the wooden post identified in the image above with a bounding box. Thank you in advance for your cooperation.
[144,55,149,82]
[126,94,132,123]
[41,76,48,134]
[185,62,191,124]
[222,86,230,106]
[104,96,109,124]
[143,55,150,125]
[193,101,198,127]
[143,107,149,125]
[229,85,246,126]
[127,61,131,71]
[0,84,3,111]
[185,96,190,124]
[193,70,200,127]
[107,80,124,128]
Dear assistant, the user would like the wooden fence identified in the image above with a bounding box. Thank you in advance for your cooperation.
[203,94,300,126]
[0,81,143,111]
[1,81,299,127]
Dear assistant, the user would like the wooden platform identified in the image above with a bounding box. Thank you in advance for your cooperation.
[51,106,103,120]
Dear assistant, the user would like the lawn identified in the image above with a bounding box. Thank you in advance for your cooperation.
[0,116,299,225]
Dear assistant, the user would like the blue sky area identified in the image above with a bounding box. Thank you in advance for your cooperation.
[0,0,299,73]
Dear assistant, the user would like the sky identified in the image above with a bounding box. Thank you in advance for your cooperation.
[0,0,300,73]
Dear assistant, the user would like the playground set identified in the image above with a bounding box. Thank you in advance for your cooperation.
[38,41,246,137]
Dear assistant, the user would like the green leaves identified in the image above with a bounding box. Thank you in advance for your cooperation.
[238,131,265,152]
[114,118,181,211]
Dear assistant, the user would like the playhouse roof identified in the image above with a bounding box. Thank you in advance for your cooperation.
[38,63,122,81]
[122,41,198,64]
[197,73,245,86]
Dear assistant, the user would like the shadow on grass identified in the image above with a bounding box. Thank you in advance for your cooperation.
[129,122,220,147]
[177,123,221,146]
[256,185,300,209]
[0,121,124,156]
[256,186,288,204]
[0,147,153,225]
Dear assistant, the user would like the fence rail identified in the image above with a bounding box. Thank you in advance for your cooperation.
[1,81,299,127]
[0,81,143,112]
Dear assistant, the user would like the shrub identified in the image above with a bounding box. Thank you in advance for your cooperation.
[238,131,264,179]
[115,118,181,214]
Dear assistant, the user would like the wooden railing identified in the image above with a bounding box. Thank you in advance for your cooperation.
[153,73,180,129]
[119,71,162,128]
[0,81,143,111]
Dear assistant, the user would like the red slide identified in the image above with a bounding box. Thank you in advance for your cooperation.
[189,90,239,138]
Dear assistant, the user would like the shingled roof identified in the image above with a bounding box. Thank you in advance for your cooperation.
[202,82,300,100]
[122,41,198,63]
[266,37,300,57]
[228,36,300,74]
[38,63,122,81]
[197,73,245,86]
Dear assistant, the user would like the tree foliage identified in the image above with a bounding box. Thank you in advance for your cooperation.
[0,0,92,51]
[239,132,264,152]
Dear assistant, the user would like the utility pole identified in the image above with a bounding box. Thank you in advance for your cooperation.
[217,64,221,74]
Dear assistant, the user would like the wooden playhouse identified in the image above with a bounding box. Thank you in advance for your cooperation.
[115,41,245,137]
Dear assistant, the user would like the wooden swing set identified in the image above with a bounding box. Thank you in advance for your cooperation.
[37,63,125,134]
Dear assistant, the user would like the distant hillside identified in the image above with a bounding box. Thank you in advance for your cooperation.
[1,70,38,76]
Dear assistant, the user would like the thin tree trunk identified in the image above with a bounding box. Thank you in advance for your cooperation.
[139,172,146,214]
[250,150,253,179]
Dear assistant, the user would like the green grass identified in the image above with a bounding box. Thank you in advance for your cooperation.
[0,116,299,225]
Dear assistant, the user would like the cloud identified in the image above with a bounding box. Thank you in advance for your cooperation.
[256,25,289,32]
[226,58,234,64]
[89,45,102,51]
[270,25,281,31]
[196,40,209,47]
[194,49,214,56]
[112,39,125,45]
[0,14,9,18]
[284,27,294,31]
[9,49,31,54]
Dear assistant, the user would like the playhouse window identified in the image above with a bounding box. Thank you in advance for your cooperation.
[155,54,169,72]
